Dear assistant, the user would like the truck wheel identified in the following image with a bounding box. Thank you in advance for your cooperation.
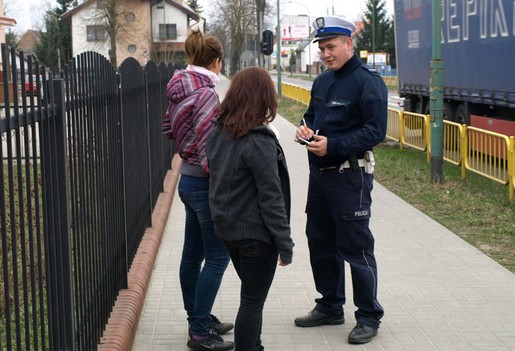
[423,102,430,115]
[455,104,470,125]
[443,103,459,151]
[443,102,455,121]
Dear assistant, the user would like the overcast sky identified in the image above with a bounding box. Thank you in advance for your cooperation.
[198,0,394,22]
[7,0,56,33]
[9,0,394,34]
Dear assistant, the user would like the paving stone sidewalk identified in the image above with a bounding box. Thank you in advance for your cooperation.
[133,76,515,351]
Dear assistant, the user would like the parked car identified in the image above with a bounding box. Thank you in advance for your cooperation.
[25,74,41,94]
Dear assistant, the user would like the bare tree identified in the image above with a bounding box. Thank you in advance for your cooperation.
[209,0,261,76]
[30,0,54,30]
[205,21,230,74]
[4,0,20,45]
[85,0,134,67]
[3,0,19,19]
[98,0,122,67]
[207,0,276,75]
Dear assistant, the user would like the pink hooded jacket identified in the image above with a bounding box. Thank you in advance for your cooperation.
[162,70,220,176]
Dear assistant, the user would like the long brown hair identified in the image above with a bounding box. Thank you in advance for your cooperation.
[185,29,224,68]
[220,67,277,139]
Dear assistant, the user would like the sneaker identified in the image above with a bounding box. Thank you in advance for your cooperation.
[210,314,234,335]
[348,323,378,344]
[294,308,345,327]
[187,331,235,351]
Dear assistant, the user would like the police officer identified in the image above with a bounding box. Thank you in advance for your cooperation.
[294,15,387,345]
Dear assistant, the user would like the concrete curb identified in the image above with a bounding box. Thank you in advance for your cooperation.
[97,154,182,351]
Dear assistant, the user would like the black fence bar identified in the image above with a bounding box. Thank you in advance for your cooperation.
[1,45,50,351]
[162,63,175,170]
[119,58,152,266]
[42,77,76,350]
[1,44,175,350]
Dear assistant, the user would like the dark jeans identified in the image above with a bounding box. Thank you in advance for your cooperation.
[224,239,278,351]
[178,175,230,336]
[306,167,384,329]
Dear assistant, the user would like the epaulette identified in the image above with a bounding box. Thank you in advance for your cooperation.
[361,64,380,76]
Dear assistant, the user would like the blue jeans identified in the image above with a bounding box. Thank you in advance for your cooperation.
[178,175,230,336]
[224,239,278,351]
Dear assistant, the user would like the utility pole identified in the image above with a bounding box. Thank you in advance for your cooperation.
[277,0,282,96]
[430,0,444,183]
[372,0,376,70]
[258,0,265,67]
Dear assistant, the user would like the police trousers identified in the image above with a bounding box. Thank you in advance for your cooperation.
[305,166,384,329]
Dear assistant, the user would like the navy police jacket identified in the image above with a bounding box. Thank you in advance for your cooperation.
[304,53,388,168]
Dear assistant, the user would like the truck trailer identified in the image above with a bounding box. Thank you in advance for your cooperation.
[394,0,515,136]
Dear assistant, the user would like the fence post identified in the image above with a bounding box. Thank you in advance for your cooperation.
[42,79,76,350]
[509,136,514,202]
[425,114,431,163]
[460,124,468,180]
[399,111,404,149]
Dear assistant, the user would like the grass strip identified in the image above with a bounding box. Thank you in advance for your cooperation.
[277,96,515,273]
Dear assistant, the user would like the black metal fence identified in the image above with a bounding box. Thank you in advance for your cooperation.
[0,44,174,350]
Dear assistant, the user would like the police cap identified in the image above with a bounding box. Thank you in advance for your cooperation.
[312,15,356,42]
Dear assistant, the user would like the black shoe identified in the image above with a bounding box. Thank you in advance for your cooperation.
[294,309,345,327]
[187,331,235,351]
[210,314,234,335]
[348,323,378,344]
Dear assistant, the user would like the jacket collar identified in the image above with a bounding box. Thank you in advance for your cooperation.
[334,52,361,77]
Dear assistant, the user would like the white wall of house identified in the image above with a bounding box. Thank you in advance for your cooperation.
[0,0,5,45]
[70,3,110,60]
[68,1,200,66]
[70,1,152,66]
[151,3,201,44]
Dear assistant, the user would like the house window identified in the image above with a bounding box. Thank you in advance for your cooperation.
[128,45,137,54]
[159,24,177,40]
[125,12,136,22]
[87,25,106,41]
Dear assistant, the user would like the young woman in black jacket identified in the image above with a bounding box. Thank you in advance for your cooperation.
[207,67,294,351]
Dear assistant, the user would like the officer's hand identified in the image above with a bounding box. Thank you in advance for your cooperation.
[306,134,328,156]
[295,125,314,144]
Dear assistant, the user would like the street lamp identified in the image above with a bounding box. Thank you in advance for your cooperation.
[288,1,312,78]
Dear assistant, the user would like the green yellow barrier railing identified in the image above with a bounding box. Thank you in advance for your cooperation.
[443,120,464,166]
[509,137,515,201]
[280,81,514,202]
[382,76,398,88]
[465,127,511,185]
[282,83,311,105]
[386,109,402,145]
[401,111,429,152]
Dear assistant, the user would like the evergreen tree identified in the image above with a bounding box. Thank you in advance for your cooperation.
[34,12,62,74]
[354,0,396,68]
[34,0,76,74]
[4,0,19,49]
[5,30,18,49]
[289,49,296,73]
[187,0,203,14]
[54,0,76,63]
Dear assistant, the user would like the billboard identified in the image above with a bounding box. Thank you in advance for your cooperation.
[280,23,309,41]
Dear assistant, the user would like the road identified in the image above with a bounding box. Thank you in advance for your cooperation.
[270,73,404,110]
